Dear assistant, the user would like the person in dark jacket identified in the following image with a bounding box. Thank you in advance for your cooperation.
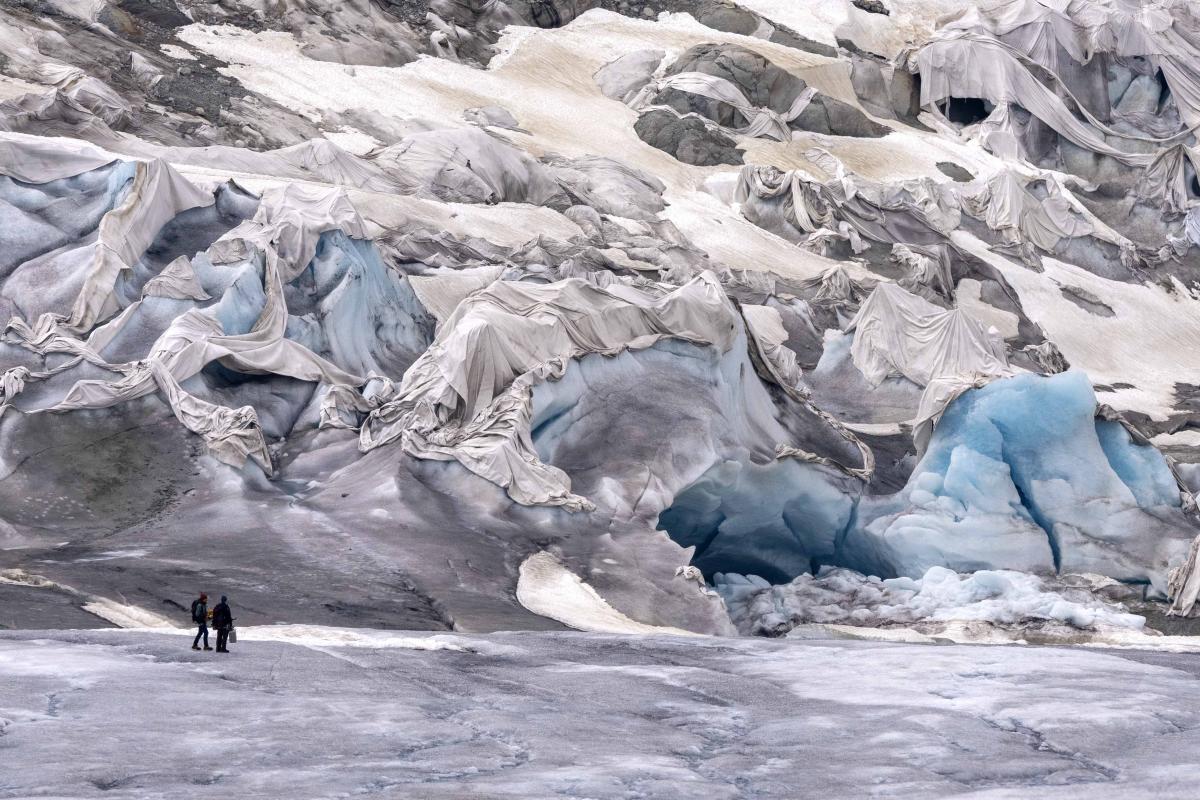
[212,595,234,653]
[191,593,211,651]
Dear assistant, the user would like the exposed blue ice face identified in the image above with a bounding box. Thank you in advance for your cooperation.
[658,458,855,583]
[1095,419,1181,508]
[653,370,1193,591]
[288,231,434,378]
[848,372,1194,590]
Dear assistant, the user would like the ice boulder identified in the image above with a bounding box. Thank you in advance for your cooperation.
[846,372,1194,591]
[715,565,1147,637]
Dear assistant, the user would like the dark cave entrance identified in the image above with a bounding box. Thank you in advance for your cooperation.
[939,96,992,126]
[654,461,853,585]
[1156,68,1173,115]
[657,494,805,584]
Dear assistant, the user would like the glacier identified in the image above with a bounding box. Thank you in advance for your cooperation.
[848,372,1195,590]
[1,0,1199,633]
[4,0,1200,793]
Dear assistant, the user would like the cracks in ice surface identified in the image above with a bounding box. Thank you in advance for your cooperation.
[1009,467,1062,573]
[6,630,1200,796]
[5,0,1200,638]
[977,716,1119,785]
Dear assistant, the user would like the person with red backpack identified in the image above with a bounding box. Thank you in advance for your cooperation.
[190,592,212,651]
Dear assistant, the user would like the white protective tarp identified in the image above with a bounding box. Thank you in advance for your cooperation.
[846,282,1012,449]
[734,154,963,255]
[847,282,1009,388]
[0,366,30,421]
[914,0,1200,169]
[734,164,865,250]
[64,158,214,334]
[33,63,131,128]
[0,131,117,182]
[358,273,740,510]
[1136,143,1200,216]
[916,35,1154,166]
[129,53,164,91]
[741,303,875,481]
[1170,534,1200,616]
[959,168,1104,252]
[740,303,801,390]
[141,256,211,301]
[4,179,371,472]
[372,128,563,205]
[408,265,506,326]
[939,0,1200,129]
[158,139,399,193]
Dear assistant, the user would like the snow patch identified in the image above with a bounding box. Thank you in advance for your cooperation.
[517,552,702,636]
[81,599,176,630]
[224,625,471,652]
[0,569,177,629]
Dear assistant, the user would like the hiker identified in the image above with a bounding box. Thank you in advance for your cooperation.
[212,595,234,653]
[191,592,211,651]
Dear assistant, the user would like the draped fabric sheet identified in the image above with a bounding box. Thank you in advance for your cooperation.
[846,283,1013,451]
[740,303,802,390]
[913,0,1200,173]
[735,152,1125,269]
[0,138,873,496]
[847,283,1010,389]
[2,156,372,473]
[939,0,1200,130]
[917,35,1157,167]
[1170,534,1200,616]
[358,273,742,510]
[141,256,212,302]
[734,155,964,256]
[372,128,565,206]
[0,131,118,182]
[1136,144,1200,216]
[741,303,875,481]
[33,63,131,128]
[157,138,399,193]
[64,158,214,334]
[958,168,1106,252]
[408,265,507,326]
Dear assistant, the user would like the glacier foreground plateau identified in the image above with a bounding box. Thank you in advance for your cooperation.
[3,628,1200,799]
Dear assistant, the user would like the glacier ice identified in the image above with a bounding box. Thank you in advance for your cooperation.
[848,372,1194,591]
[3,0,1200,641]
[715,565,1148,637]
[657,457,855,583]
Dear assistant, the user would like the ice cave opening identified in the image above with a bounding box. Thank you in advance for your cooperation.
[940,96,993,126]
[1155,68,1173,115]
[656,372,1197,600]
[655,458,855,585]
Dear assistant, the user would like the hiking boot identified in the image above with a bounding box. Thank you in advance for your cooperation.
[203,646,213,651]
[192,645,201,651]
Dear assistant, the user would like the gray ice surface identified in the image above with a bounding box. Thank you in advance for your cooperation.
[2,629,1200,799]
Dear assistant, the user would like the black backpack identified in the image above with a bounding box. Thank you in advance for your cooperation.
[191,599,205,624]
